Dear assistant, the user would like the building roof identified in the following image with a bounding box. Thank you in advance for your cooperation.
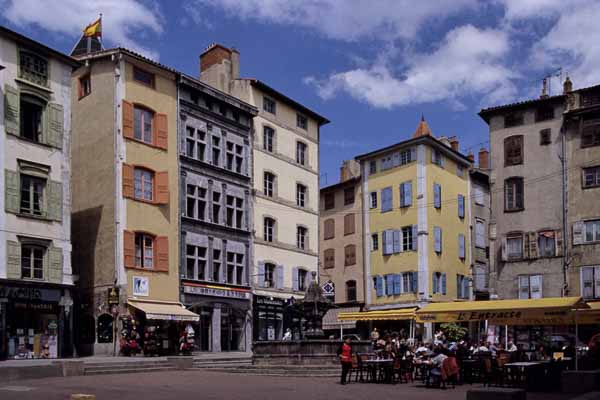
[73,47,179,75]
[0,25,80,68]
[320,176,360,192]
[240,78,330,125]
[412,114,432,138]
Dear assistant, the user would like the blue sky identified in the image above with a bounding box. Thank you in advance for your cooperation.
[2,0,599,186]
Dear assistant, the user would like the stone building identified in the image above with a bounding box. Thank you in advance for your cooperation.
[178,74,257,352]
[0,26,78,359]
[469,150,491,300]
[199,44,329,341]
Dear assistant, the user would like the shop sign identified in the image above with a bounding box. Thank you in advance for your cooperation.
[0,285,61,302]
[256,297,284,307]
[13,301,58,313]
[322,280,335,297]
[133,277,149,297]
[107,287,120,305]
[184,284,250,300]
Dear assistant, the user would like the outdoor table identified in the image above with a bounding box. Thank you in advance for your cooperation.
[503,362,545,390]
[413,360,434,384]
[460,359,478,384]
[363,359,394,383]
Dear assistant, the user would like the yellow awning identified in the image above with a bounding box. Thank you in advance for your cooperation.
[339,308,416,321]
[128,300,199,322]
[323,306,360,329]
[577,301,600,324]
[416,297,588,325]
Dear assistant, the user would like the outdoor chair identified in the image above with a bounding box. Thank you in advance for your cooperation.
[348,354,360,383]
[399,357,414,383]
[428,357,458,389]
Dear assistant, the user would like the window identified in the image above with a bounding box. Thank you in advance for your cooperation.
[402,226,414,251]
[264,172,275,197]
[432,272,447,295]
[264,217,275,242]
[264,263,275,287]
[234,144,244,173]
[297,114,308,130]
[186,245,207,280]
[79,74,91,98]
[227,252,244,285]
[344,187,354,205]
[371,234,379,251]
[296,141,307,166]
[133,67,155,87]
[458,194,465,218]
[581,90,600,107]
[458,234,466,259]
[263,126,274,152]
[344,245,356,266]
[583,166,600,188]
[134,106,153,144]
[297,226,307,250]
[20,175,45,216]
[433,183,441,209]
[20,94,45,142]
[344,213,355,235]
[540,129,551,145]
[474,186,484,206]
[582,117,600,148]
[504,135,524,166]
[19,51,48,87]
[324,219,335,240]
[507,234,523,260]
[434,227,442,253]
[475,220,485,248]
[399,148,415,165]
[457,165,465,178]
[581,266,600,299]
[324,249,335,269]
[212,249,221,282]
[381,187,393,212]
[21,244,45,279]
[296,184,307,207]
[226,141,234,171]
[380,155,393,171]
[263,96,276,114]
[298,269,308,291]
[226,195,244,229]
[584,220,600,243]
[505,177,524,211]
[134,168,154,201]
[536,106,554,122]
[212,191,221,224]
[186,126,206,161]
[346,281,357,302]
[324,193,335,210]
[504,113,524,128]
[457,275,469,299]
[134,233,154,268]
[369,160,377,175]
[538,231,556,257]
[519,275,542,299]
[400,182,412,207]
[212,136,221,166]
[369,192,377,209]
[432,150,444,167]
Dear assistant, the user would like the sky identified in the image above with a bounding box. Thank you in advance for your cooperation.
[1,0,599,186]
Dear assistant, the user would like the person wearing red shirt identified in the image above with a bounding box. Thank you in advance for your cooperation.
[337,336,353,385]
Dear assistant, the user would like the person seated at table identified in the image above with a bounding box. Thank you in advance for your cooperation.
[531,345,550,361]
[473,341,490,354]
[416,342,430,356]
[506,341,518,352]
[489,342,499,356]
[383,342,396,360]
[429,347,448,379]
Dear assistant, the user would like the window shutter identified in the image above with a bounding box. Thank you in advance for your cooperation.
[523,233,530,259]
[440,155,445,168]
[412,225,418,251]
[441,273,447,295]
[573,221,584,245]
[344,213,355,235]
[384,230,394,255]
[434,184,441,209]
[48,246,63,283]
[123,230,135,268]
[458,234,465,259]
[457,275,462,298]
[393,152,400,167]
[433,273,439,294]
[464,277,470,299]
[276,265,284,289]
[6,240,21,279]
[528,232,538,259]
[410,147,416,162]
[386,274,394,296]
[393,230,401,253]
[4,84,19,136]
[402,182,412,206]
[292,266,299,291]
[257,262,265,287]
[434,227,442,253]
[394,274,402,295]
[44,103,64,149]
[382,187,392,212]
[501,238,508,261]
[458,194,465,218]
[155,236,169,271]
[47,181,63,221]
[122,100,134,139]
[154,113,168,150]
[519,276,530,299]
[376,276,384,297]
[411,272,418,293]
[5,169,20,214]
[555,230,563,256]
[399,183,405,207]
[530,275,542,299]
[156,171,169,205]
[582,267,594,298]
[122,164,134,198]
[305,270,312,290]
[595,267,600,299]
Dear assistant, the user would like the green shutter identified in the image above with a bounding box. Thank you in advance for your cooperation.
[4,84,19,136]
[6,241,21,279]
[48,247,63,283]
[5,169,20,214]
[46,103,63,149]
[47,180,62,221]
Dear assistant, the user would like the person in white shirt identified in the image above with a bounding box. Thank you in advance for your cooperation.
[507,341,518,352]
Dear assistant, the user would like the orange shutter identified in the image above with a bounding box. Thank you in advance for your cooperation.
[154,113,168,150]
[122,100,134,139]
[124,230,135,268]
[155,171,169,205]
[122,164,134,198]
[155,236,169,272]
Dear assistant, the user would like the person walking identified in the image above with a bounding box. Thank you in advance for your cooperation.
[337,336,353,385]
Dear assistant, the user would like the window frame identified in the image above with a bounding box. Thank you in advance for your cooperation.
[134,232,155,269]
[539,128,551,145]
[19,49,49,87]
[371,233,379,251]
[507,233,524,260]
[296,141,308,166]
[78,74,92,99]
[504,177,524,212]
[133,105,155,145]
[346,280,357,302]
[581,266,600,299]
[344,244,356,266]
[185,125,206,162]
[21,243,46,280]
[296,226,308,250]
[264,217,275,242]
[296,183,307,207]
[369,192,378,209]
[264,263,276,287]
[538,230,556,258]
[324,192,335,210]
[263,96,276,114]
[20,174,46,217]
[133,167,155,202]
[475,219,485,249]
[263,126,275,152]
[583,166,600,189]
[186,244,207,281]
[133,66,155,88]
[344,187,355,205]
[263,171,275,197]
[504,113,524,128]
[504,135,524,166]
[20,93,46,144]
[296,113,308,130]
[323,248,335,269]
[581,117,600,148]
[584,219,600,243]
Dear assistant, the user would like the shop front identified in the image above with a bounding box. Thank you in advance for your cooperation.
[0,281,73,360]
[182,282,251,352]
[253,296,285,341]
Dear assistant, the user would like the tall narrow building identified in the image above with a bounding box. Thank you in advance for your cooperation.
[199,44,329,340]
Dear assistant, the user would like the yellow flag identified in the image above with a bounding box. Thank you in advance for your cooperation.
[83,18,102,38]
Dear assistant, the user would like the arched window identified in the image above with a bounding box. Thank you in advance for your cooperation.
[344,244,356,266]
[346,280,357,302]
[97,314,113,343]
[504,135,523,166]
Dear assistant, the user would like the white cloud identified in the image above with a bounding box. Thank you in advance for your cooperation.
[499,0,569,20]
[1,0,163,59]
[305,25,518,109]
[192,0,476,41]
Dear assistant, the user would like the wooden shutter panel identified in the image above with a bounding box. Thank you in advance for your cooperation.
[519,276,530,299]
[6,240,21,279]
[155,236,169,271]
[123,230,135,269]
[5,169,20,214]
[393,230,401,253]
[582,267,594,298]
[257,262,265,287]
[122,164,134,198]
[386,274,394,296]
[344,213,355,235]
[122,100,134,139]
[155,171,169,205]
[48,247,63,283]
[384,230,394,255]
[154,113,168,150]
[46,103,64,149]
[4,84,19,136]
[410,147,416,162]
[47,181,63,221]
[441,273,447,295]
[555,230,563,256]
[573,221,584,245]
[399,183,405,207]
[394,274,402,295]
[292,266,299,291]
[276,265,284,289]
[528,232,538,259]
[375,276,383,297]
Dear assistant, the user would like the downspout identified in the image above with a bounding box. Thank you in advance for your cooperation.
[561,119,569,296]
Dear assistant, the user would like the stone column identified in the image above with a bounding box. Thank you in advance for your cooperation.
[212,304,221,352]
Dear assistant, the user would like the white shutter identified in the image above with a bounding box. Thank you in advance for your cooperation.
[530,275,542,299]
[582,267,595,298]
[573,221,584,245]
[595,267,600,299]
[518,276,530,299]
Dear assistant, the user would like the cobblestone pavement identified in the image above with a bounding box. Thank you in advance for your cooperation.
[0,370,580,400]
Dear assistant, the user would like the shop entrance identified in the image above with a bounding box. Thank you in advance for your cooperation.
[6,302,60,359]
[221,307,245,352]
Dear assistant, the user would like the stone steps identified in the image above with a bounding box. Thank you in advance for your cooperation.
[84,366,177,376]
[84,360,174,375]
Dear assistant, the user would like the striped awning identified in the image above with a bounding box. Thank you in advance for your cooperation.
[323,306,360,329]
[128,300,199,322]
[338,308,416,321]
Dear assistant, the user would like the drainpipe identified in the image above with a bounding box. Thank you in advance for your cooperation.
[560,120,569,296]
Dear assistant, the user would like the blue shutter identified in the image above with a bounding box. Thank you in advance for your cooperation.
[393,230,401,253]
[458,194,465,218]
[276,265,284,289]
[386,274,394,296]
[412,225,418,251]
[257,262,265,287]
[384,230,394,255]
[394,274,402,294]
[393,152,400,167]
[434,227,442,253]
[405,182,412,206]
[440,155,445,168]
[410,147,416,162]
[433,273,439,294]
[375,276,383,297]
[411,272,418,293]
[434,184,441,209]
[459,234,465,259]
[292,267,299,291]
[399,183,405,207]
[382,187,392,212]
[442,273,447,295]
[457,275,462,298]
[463,277,470,299]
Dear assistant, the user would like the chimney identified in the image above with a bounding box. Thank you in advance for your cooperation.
[199,43,240,92]
[449,136,459,152]
[339,160,360,182]
[438,136,452,148]
[230,48,240,80]
[478,148,489,170]
[467,152,475,163]
[540,77,549,99]
[563,76,573,94]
